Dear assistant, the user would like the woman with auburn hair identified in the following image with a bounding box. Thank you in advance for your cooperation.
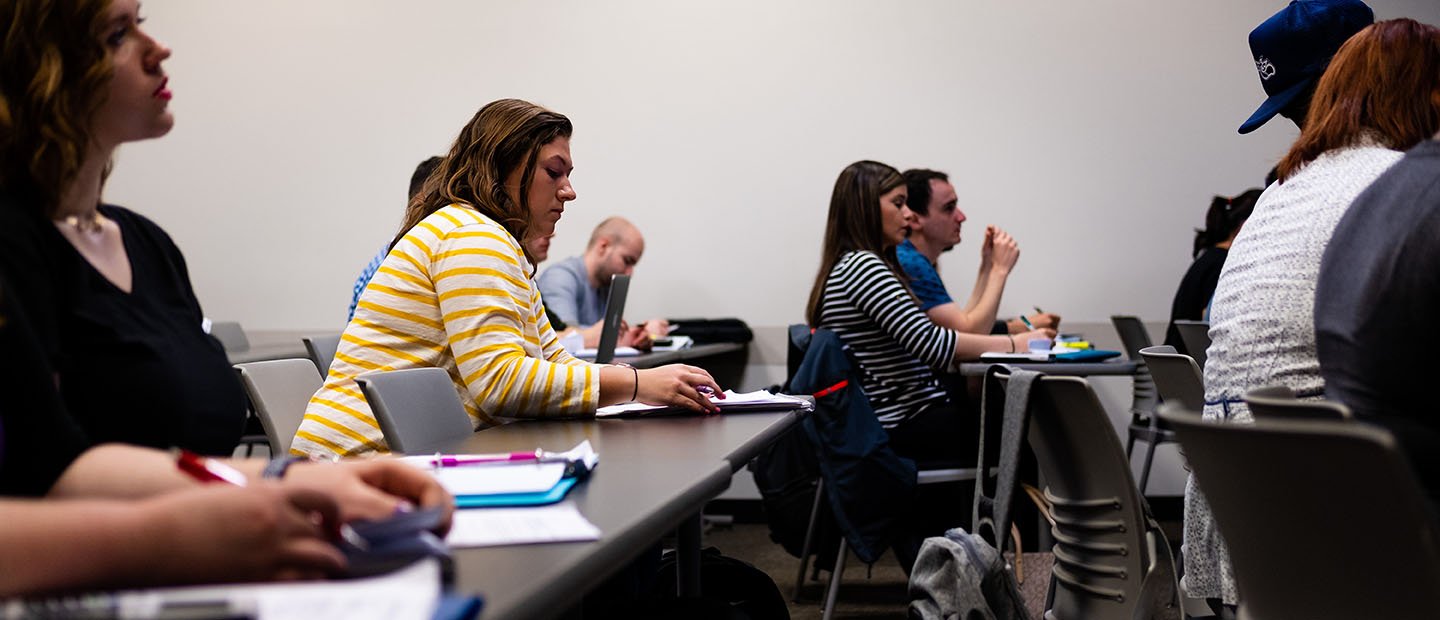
[292,98,721,458]
[0,0,454,590]
[1185,18,1440,614]
[806,160,1052,567]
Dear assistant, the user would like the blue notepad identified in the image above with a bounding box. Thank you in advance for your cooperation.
[455,476,579,508]
[1054,349,1123,362]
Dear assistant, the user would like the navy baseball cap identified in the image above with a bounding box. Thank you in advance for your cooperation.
[1239,0,1374,134]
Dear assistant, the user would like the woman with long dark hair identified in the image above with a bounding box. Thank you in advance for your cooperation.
[1162,188,1262,354]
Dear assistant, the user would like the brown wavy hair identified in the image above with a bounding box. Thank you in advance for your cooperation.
[0,0,116,215]
[1276,19,1440,182]
[393,99,573,265]
[805,160,908,326]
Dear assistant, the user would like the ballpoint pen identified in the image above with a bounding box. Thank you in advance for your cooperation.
[428,450,550,468]
[176,449,368,550]
[1020,314,1035,330]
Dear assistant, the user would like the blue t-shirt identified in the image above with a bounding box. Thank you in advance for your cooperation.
[896,239,952,311]
[348,244,389,321]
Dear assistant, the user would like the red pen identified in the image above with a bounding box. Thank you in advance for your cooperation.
[176,449,249,486]
[176,449,368,550]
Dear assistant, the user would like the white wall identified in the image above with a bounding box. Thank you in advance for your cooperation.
[107,0,1440,331]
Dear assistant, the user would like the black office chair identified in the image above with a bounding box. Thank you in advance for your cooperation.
[994,370,1181,620]
[1243,385,1352,421]
[1135,345,1200,493]
[1171,320,1211,369]
[1110,316,1177,495]
[1159,403,1440,619]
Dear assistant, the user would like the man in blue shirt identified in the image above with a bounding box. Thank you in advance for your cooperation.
[897,169,1059,335]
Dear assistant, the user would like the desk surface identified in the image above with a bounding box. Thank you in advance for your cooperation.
[439,410,800,620]
[958,359,1139,377]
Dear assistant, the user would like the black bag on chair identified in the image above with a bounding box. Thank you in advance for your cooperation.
[667,318,754,344]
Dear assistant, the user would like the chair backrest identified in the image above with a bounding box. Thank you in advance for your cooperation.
[1172,320,1210,369]
[1158,403,1440,620]
[355,367,475,453]
[1139,345,1204,411]
[210,321,250,353]
[234,358,322,454]
[1243,385,1353,421]
[303,334,342,377]
[1028,375,1176,620]
[1109,315,1153,360]
[1110,315,1157,415]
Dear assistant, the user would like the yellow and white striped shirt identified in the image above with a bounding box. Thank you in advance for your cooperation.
[291,205,596,457]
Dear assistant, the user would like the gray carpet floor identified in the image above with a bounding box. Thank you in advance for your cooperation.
[705,522,1053,619]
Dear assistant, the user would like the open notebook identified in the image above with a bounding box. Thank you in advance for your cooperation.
[597,389,812,418]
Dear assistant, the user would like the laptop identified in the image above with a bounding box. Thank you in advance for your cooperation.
[593,274,631,364]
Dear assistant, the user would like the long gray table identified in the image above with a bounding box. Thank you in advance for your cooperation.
[438,409,802,620]
[958,358,1139,377]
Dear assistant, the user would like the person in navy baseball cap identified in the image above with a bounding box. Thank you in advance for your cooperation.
[1239,0,1374,134]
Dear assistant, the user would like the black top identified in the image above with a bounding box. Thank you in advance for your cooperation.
[0,192,247,456]
[1163,247,1227,355]
[1315,139,1440,497]
[0,274,92,496]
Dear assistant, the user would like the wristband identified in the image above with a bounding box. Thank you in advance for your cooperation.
[1008,335,1017,353]
[615,363,639,403]
[262,456,307,480]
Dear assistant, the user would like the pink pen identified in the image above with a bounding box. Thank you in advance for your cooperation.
[430,450,544,468]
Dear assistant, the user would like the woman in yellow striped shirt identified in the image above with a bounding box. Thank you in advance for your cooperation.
[293,99,722,457]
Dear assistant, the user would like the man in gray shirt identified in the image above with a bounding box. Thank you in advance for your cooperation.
[538,217,666,347]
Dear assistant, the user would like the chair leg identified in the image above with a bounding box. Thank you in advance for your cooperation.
[821,537,848,620]
[1138,437,1159,495]
[793,477,826,602]
[1126,431,1137,458]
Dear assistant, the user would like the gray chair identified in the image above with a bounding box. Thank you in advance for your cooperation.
[1130,345,1201,493]
[1020,374,1180,620]
[303,334,342,377]
[210,321,250,353]
[1171,320,1210,369]
[1243,385,1352,421]
[1158,403,1440,620]
[355,367,474,453]
[234,359,322,455]
[1111,316,1178,494]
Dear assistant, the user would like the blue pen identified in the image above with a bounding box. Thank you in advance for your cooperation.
[1020,315,1035,330]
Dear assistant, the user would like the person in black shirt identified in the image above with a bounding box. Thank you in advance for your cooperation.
[1163,188,1261,355]
[1315,136,1440,504]
[0,0,453,526]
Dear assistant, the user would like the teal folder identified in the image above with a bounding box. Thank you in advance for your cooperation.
[455,476,579,508]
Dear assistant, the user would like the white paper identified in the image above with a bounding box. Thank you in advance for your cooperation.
[114,557,441,620]
[596,389,809,417]
[432,461,567,496]
[575,346,641,358]
[446,504,602,548]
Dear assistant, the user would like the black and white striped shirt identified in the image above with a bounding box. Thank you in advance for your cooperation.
[817,250,957,427]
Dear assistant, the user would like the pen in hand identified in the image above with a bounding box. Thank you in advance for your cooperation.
[176,449,368,550]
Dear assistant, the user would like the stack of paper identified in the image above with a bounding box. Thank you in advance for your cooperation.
[446,504,602,548]
[597,389,812,418]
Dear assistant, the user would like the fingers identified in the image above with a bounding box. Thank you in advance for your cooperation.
[277,485,343,534]
[351,461,455,534]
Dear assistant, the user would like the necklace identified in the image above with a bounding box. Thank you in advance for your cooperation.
[58,211,105,235]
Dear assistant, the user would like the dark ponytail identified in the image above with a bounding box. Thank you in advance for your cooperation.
[1193,188,1263,257]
